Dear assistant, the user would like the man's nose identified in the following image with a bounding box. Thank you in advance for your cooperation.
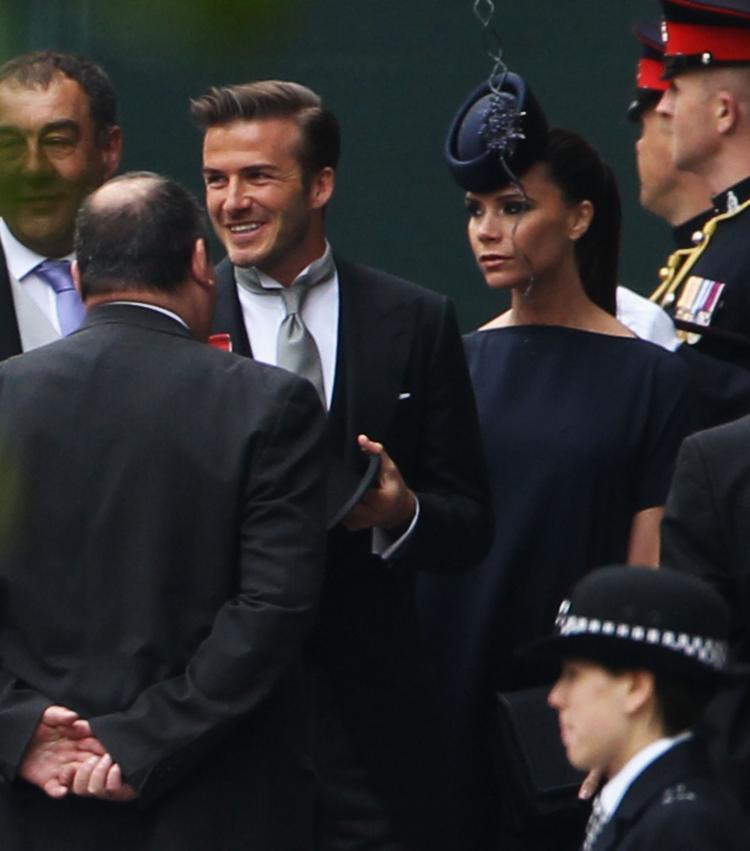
[224,178,252,212]
[20,140,54,176]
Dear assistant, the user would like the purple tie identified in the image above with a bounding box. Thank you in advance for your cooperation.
[35,260,85,336]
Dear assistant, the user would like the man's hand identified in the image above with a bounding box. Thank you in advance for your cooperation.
[63,753,138,802]
[18,705,107,799]
[343,435,416,533]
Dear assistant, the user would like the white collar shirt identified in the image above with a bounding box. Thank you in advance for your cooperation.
[599,731,693,821]
[0,217,73,337]
[235,241,338,411]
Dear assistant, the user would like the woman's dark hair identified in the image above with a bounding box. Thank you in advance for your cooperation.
[542,128,621,315]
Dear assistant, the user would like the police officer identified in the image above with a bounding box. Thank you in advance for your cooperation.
[652,0,750,371]
[532,566,744,851]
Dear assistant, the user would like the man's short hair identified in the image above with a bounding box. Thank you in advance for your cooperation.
[0,50,117,145]
[190,80,340,183]
[75,172,209,297]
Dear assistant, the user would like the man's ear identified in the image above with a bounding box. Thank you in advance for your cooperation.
[309,167,335,210]
[569,199,594,242]
[716,90,740,136]
[622,669,656,716]
[191,238,215,292]
[71,260,84,299]
[100,125,123,181]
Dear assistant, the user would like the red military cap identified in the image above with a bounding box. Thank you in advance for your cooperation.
[661,0,750,76]
[628,20,670,122]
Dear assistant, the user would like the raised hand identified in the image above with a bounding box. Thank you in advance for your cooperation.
[343,434,416,533]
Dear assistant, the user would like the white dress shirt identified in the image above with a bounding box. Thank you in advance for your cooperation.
[236,242,416,558]
[1,218,71,349]
[237,242,339,411]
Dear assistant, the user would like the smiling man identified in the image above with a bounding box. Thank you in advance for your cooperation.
[0,51,122,359]
[191,80,492,851]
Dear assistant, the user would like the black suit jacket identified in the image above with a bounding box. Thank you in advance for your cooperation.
[662,417,750,821]
[591,740,741,851]
[213,257,493,848]
[0,304,327,851]
[0,244,22,360]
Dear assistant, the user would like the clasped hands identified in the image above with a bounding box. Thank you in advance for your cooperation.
[343,434,416,533]
[18,705,137,802]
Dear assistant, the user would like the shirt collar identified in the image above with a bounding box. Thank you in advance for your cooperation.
[599,731,692,820]
[107,300,190,329]
[251,240,333,290]
[0,218,74,280]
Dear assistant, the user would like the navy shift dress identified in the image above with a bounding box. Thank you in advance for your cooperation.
[418,325,694,849]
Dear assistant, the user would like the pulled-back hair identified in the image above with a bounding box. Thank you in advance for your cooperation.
[542,128,621,315]
[0,50,117,146]
[75,172,209,297]
[190,80,340,185]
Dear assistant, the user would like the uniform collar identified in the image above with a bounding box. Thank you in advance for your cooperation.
[672,208,714,249]
[712,175,750,215]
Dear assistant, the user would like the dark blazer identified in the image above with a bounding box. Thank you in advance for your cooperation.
[213,256,493,849]
[590,739,742,851]
[0,244,22,360]
[662,417,750,820]
[0,304,327,851]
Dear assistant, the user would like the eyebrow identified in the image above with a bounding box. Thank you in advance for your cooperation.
[0,119,81,137]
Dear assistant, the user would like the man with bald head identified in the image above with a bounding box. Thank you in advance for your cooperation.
[0,172,326,850]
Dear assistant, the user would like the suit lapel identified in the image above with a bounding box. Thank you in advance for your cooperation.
[213,258,252,356]
[0,245,22,360]
[334,258,414,451]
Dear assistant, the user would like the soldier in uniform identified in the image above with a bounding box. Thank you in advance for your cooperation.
[653,0,750,371]
[531,566,743,851]
[620,21,711,352]
[630,21,712,251]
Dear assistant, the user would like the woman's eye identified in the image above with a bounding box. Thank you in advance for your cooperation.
[503,200,530,215]
[464,200,482,218]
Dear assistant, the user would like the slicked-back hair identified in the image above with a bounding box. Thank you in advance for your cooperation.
[0,50,117,146]
[75,172,209,297]
[542,127,622,316]
[190,80,340,184]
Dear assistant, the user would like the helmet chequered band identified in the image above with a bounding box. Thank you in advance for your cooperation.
[554,602,729,671]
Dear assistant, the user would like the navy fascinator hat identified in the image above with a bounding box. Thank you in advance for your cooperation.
[444,72,549,193]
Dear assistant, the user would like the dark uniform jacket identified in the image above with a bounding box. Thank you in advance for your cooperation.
[655,177,750,370]
[590,739,742,851]
[657,198,750,429]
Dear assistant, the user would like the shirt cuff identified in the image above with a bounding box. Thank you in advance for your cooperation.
[372,497,420,560]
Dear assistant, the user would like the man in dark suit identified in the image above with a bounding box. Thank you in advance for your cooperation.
[0,50,122,359]
[0,172,327,849]
[191,80,492,851]
[662,416,750,825]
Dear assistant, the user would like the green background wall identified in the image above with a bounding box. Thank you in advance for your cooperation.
[2,0,669,330]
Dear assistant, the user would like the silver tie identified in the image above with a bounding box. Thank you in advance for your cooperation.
[235,255,333,405]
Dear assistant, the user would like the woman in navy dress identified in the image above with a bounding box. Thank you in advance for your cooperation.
[418,77,693,851]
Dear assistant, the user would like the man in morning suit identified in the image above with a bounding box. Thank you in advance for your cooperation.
[191,80,493,851]
[0,50,122,359]
[0,172,327,850]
